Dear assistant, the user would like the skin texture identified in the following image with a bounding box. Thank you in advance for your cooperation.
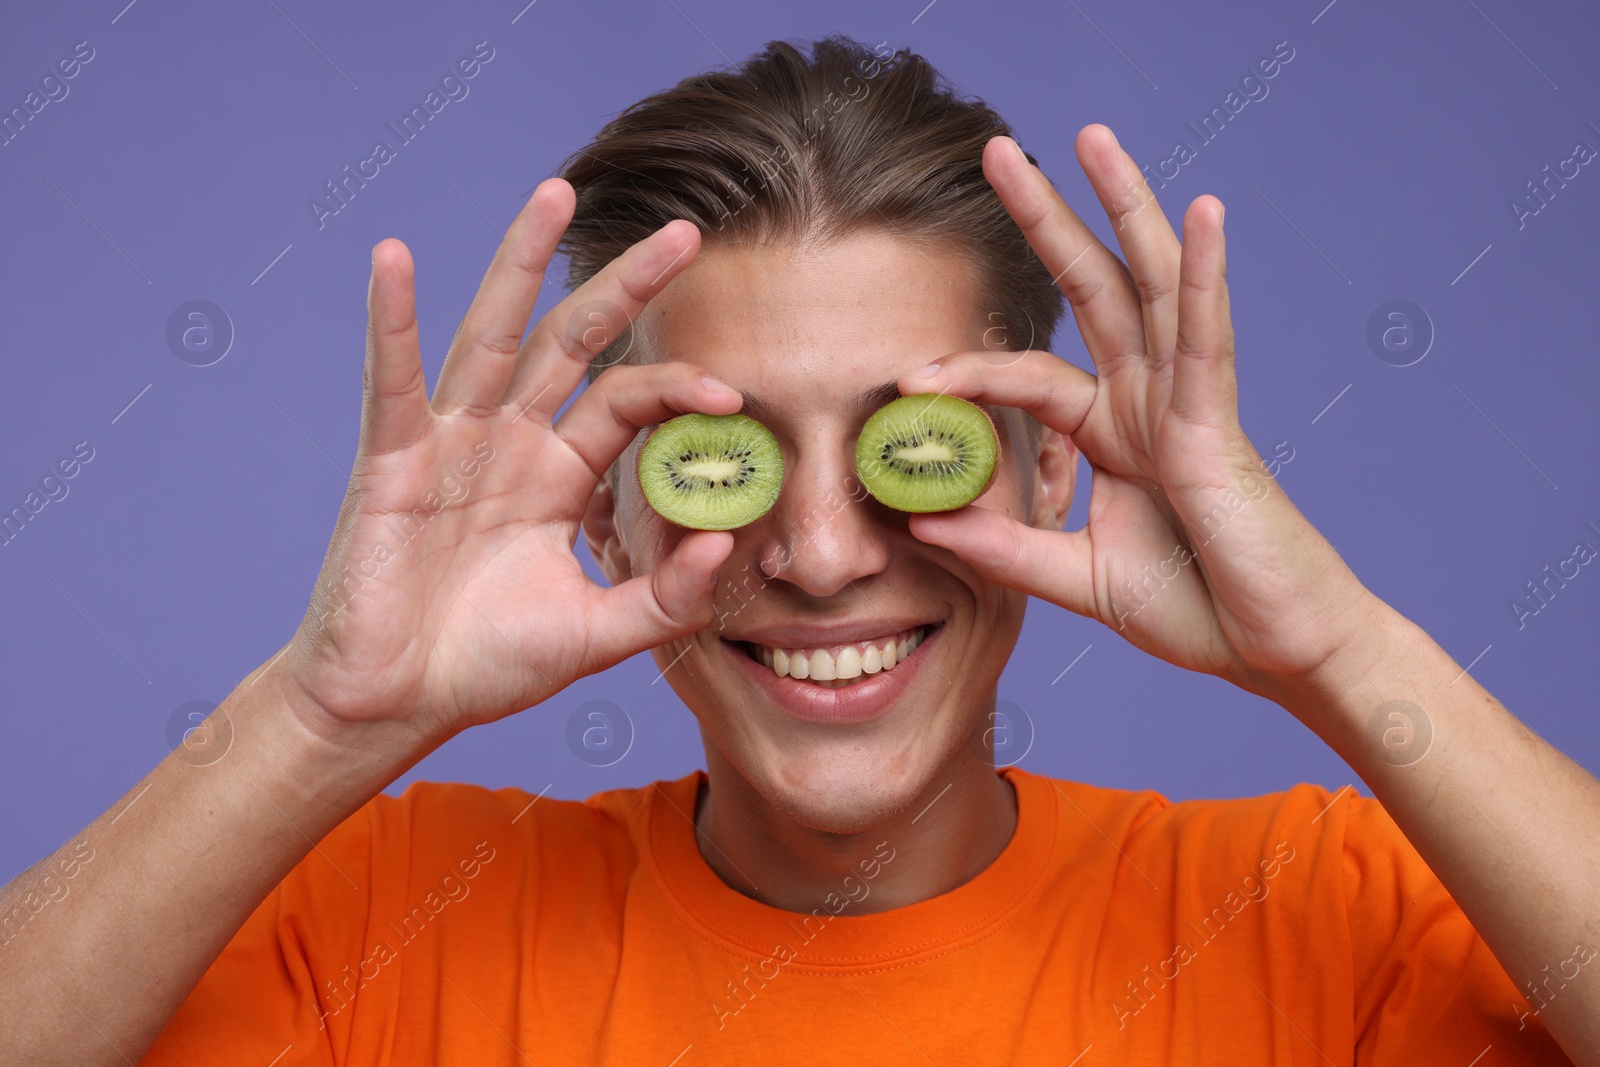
[2,124,1597,1065]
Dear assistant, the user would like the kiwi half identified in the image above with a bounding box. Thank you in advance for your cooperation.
[855,394,999,513]
[638,413,784,530]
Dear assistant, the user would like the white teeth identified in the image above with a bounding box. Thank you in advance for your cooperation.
[808,649,836,681]
[754,626,930,686]
[836,646,862,679]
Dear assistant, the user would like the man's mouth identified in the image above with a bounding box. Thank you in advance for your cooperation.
[737,625,934,690]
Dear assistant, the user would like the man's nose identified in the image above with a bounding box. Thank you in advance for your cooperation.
[752,446,890,599]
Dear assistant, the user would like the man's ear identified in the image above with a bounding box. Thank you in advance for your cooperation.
[582,477,633,586]
[1028,426,1077,532]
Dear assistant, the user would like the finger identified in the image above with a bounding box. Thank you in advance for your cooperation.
[909,506,1097,618]
[584,530,735,668]
[1073,124,1183,376]
[500,219,702,420]
[982,135,1145,375]
[554,363,744,480]
[896,350,1099,437]
[1171,196,1238,428]
[431,178,574,415]
[360,239,433,456]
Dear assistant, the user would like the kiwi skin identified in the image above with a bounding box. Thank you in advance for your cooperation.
[854,394,1000,513]
[636,413,784,531]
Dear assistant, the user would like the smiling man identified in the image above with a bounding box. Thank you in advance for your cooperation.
[593,231,1034,871]
[3,35,1597,1067]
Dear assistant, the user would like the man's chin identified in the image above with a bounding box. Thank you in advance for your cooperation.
[694,682,986,836]
[746,750,938,835]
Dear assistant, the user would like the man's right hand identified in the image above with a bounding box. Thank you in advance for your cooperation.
[276,178,737,758]
[0,180,735,1066]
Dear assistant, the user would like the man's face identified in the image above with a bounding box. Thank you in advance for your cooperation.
[585,231,1074,834]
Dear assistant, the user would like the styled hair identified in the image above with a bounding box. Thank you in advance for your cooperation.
[555,33,1063,417]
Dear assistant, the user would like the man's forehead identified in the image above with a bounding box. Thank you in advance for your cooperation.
[647,232,978,327]
[639,236,978,350]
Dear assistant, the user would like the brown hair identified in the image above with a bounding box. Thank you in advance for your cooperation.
[555,34,1062,426]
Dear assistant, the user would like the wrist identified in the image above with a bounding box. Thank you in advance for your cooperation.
[1253,594,1417,729]
[224,647,437,813]
[1255,597,1462,775]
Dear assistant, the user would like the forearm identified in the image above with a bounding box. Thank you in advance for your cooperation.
[1271,600,1600,1063]
[0,649,418,1066]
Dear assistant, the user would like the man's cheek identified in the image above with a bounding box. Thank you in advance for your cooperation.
[621,490,680,577]
[986,468,1031,521]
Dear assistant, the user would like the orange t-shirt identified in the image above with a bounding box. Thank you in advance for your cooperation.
[142,768,1572,1065]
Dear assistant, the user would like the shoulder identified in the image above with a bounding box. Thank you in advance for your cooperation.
[340,773,694,890]
[1018,768,1352,858]
[1027,773,1496,985]
[1014,770,1376,908]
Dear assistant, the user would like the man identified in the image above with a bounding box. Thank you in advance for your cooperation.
[2,34,1595,1065]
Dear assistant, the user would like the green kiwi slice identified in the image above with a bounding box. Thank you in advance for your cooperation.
[637,413,784,530]
[855,394,999,513]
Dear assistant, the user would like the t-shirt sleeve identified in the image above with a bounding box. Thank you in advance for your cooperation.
[1341,792,1575,1065]
[139,795,383,1065]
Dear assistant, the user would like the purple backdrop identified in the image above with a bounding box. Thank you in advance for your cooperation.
[3,0,1597,882]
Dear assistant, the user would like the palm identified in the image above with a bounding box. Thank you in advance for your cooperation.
[279,181,742,743]
[414,430,601,727]
[1076,365,1295,678]
[1072,415,1229,670]
[301,416,588,734]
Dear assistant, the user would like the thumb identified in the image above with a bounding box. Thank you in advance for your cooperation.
[909,506,1096,618]
[585,531,734,669]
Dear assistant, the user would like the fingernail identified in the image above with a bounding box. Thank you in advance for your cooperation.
[913,363,941,377]
[1011,138,1027,163]
[701,375,734,393]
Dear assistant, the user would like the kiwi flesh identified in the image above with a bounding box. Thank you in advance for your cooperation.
[638,413,784,530]
[855,394,999,513]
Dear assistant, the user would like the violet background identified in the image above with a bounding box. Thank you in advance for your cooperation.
[2,0,1597,881]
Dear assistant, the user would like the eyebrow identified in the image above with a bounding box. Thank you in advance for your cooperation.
[738,379,904,420]
[738,379,1009,433]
